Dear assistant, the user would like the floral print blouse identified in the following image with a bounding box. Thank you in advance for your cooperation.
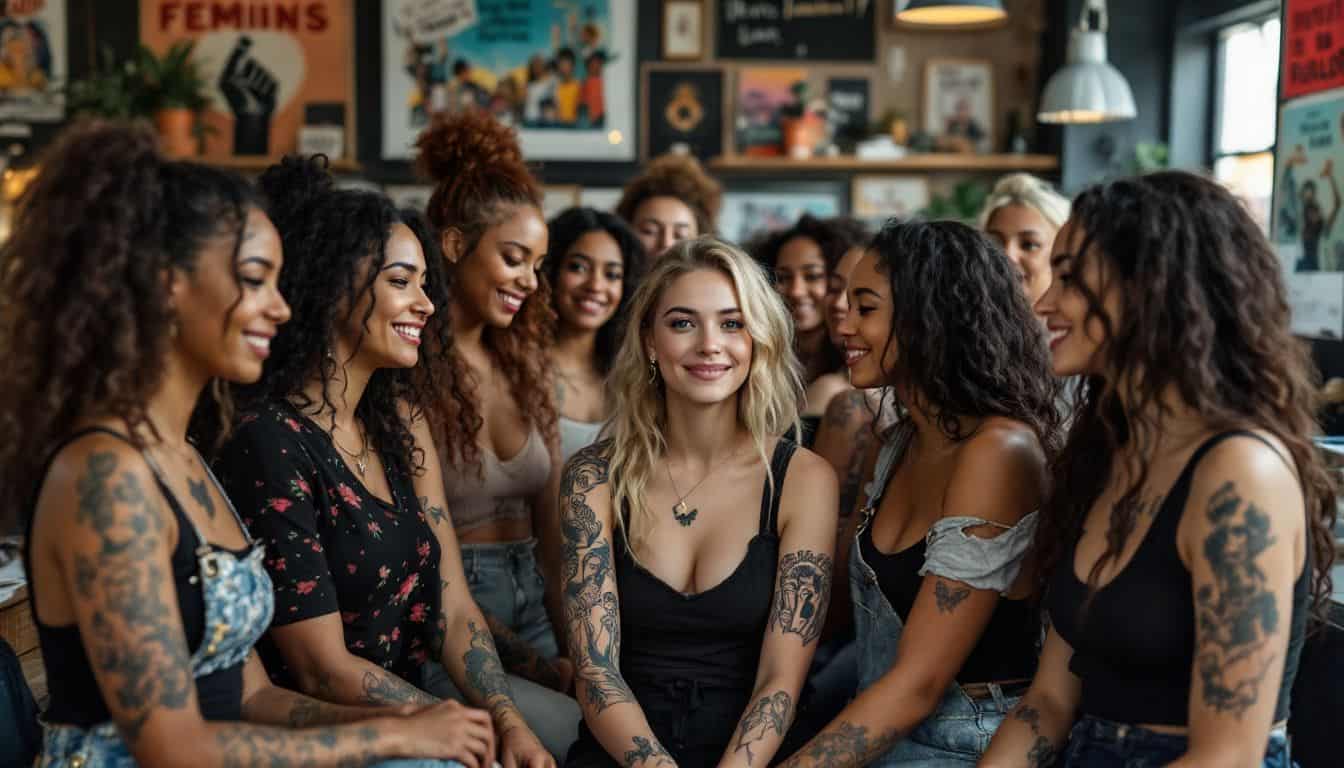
[214,400,442,686]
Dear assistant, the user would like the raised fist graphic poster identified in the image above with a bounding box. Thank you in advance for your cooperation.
[140,1,353,159]
[0,0,66,122]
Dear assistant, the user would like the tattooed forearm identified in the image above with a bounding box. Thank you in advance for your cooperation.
[1195,481,1280,719]
[431,578,451,660]
[560,443,636,714]
[934,580,971,614]
[215,725,379,768]
[418,495,448,527]
[623,735,675,768]
[1012,705,1057,768]
[484,612,564,690]
[769,550,833,645]
[782,721,898,768]
[463,619,515,718]
[358,669,436,706]
[733,690,793,765]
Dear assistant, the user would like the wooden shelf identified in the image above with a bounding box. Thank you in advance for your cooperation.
[188,156,363,173]
[709,154,1059,173]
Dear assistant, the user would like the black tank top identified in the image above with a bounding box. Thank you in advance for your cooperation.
[1047,430,1310,726]
[23,427,247,727]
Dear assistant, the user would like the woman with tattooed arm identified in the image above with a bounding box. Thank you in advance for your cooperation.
[561,237,839,768]
[783,219,1060,768]
[981,172,1337,767]
[6,121,490,767]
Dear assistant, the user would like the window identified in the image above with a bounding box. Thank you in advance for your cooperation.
[1212,16,1280,232]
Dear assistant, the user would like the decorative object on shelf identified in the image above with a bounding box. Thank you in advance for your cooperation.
[778,80,825,159]
[663,0,704,61]
[827,77,870,153]
[1282,0,1344,100]
[542,184,581,218]
[1003,107,1028,154]
[298,102,347,160]
[381,0,636,162]
[141,0,355,161]
[141,42,213,158]
[0,1,65,122]
[65,47,149,120]
[921,178,990,224]
[642,65,724,161]
[1037,0,1136,124]
[719,185,842,243]
[735,67,806,158]
[851,175,931,224]
[873,108,911,147]
[716,0,876,62]
[922,58,994,154]
[893,0,1007,28]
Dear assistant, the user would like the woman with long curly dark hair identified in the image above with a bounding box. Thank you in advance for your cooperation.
[209,155,561,768]
[781,219,1060,768]
[5,121,491,767]
[615,153,723,258]
[416,110,581,755]
[545,206,645,464]
[982,171,1337,767]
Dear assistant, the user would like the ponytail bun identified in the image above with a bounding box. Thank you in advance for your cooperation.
[257,154,335,237]
[415,109,525,183]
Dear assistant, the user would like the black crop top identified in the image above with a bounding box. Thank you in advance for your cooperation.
[1047,430,1310,726]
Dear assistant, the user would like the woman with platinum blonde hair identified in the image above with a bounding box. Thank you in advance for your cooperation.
[560,236,840,768]
[978,173,1071,308]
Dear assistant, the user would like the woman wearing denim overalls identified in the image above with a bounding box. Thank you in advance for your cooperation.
[7,121,493,767]
[982,173,1336,767]
[780,220,1060,768]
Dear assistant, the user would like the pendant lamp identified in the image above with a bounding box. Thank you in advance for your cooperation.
[1037,0,1137,123]
[895,0,1007,27]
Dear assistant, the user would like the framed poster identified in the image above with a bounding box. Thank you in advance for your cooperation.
[827,77,870,150]
[735,67,806,157]
[1281,0,1344,100]
[642,65,724,161]
[851,175,930,223]
[0,0,64,122]
[140,0,354,160]
[719,186,842,244]
[922,58,994,154]
[663,0,703,60]
[716,0,875,61]
[382,0,637,162]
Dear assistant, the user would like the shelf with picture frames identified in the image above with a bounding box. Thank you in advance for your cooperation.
[708,154,1059,173]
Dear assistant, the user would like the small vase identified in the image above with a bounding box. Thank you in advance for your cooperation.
[155,108,196,158]
[782,115,821,159]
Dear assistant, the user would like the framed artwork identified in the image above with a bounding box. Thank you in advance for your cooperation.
[642,64,725,161]
[663,0,703,61]
[827,77,870,150]
[716,0,875,61]
[381,0,637,162]
[542,184,581,219]
[922,58,994,154]
[735,67,807,157]
[386,184,435,215]
[0,0,65,122]
[718,185,842,244]
[1282,0,1344,100]
[850,175,930,223]
[140,0,355,160]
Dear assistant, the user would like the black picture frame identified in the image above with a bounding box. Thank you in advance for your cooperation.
[642,66,725,161]
[827,77,870,151]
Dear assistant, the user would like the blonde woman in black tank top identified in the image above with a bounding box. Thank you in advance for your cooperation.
[560,237,839,768]
[982,172,1336,767]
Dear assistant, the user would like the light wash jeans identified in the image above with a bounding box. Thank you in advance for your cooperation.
[462,539,560,658]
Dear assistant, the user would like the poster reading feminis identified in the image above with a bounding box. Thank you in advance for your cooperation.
[0,0,65,122]
[382,0,635,161]
[140,1,353,159]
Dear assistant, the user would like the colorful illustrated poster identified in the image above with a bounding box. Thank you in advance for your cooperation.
[1282,0,1344,100]
[382,0,635,161]
[140,1,353,159]
[0,0,65,122]
[1273,92,1344,338]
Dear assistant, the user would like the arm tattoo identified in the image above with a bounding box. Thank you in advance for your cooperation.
[431,578,451,660]
[769,550,833,645]
[934,580,971,614]
[215,725,378,768]
[358,669,436,706]
[188,475,215,519]
[287,698,326,728]
[824,390,864,428]
[1195,481,1280,718]
[71,452,192,744]
[838,422,874,534]
[418,495,448,527]
[485,612,564,690]
[560,444,635,713]
[733,690,793,765]
[1012,705,1057,768]
[463,619,515,718]
[623,735,675,768]
[783,721,897,768]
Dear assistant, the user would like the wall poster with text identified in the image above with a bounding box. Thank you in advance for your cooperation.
[382,0,636,161]
[0,0,65,122]
[1282,0,1344,100]
[140,0,354,160]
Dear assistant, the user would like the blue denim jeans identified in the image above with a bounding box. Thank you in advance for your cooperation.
[462,538,559,658]
[1061,716,1294,767]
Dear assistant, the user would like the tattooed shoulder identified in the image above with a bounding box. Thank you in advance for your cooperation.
[933,579,971,614]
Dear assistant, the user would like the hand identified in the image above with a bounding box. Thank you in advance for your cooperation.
[498,722,555,768]
[399,699,496,768]
[218,35,277,155]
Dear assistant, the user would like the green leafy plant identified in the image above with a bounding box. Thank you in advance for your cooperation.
[139,41,212,112]
[920,179,990,224]
[780,80,809,119]
[66,42,212,117]
[1132,141,1169,173]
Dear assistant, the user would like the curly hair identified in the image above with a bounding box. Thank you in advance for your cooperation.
[546,206,647,373]
[0,119,259,528]
[869,219,1061,452]
[1033,171,1337,616]
[226,155,452,481]
[416,110,557,472]
[615,153,723,235]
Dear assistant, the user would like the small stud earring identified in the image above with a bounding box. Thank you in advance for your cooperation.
[648,356,658,384]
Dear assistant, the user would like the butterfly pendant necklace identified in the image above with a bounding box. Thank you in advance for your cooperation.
[664,455,720,527]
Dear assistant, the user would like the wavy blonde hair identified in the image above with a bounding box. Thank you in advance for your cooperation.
[976,172,1071,232]
[605,236,802,549]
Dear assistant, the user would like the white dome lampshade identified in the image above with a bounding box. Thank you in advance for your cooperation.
[1038,0,1137,124]
[895,0,1007,27]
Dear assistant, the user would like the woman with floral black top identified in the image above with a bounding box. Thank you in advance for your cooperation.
[211,156,555,768]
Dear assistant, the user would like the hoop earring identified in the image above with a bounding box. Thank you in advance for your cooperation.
[648,357,658,384]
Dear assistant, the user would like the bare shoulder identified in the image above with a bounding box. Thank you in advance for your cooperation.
[805,374,852,416]
[944,418,1047,525]
[777,443,839,521]
[1183,429,1305,537]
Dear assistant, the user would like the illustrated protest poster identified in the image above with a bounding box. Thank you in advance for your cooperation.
[1282,0,1344,100]
[0,0,65,122]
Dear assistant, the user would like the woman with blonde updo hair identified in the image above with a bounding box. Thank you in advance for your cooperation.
[560,236,838,767]
[978,173,1071,307]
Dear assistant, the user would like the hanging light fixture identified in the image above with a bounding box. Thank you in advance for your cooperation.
[894,0,1007,27]
[1037,0,1136,123]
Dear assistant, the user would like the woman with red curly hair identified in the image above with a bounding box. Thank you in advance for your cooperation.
[615,153,723,259]
[416,110,582,756]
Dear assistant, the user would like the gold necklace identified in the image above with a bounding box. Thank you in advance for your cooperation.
[664,455,721,527]
[330,423,369,477]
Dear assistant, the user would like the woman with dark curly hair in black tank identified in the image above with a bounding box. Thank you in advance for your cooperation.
[982,171,1338,767]
[210,155,557,768]
[4,120,493,767]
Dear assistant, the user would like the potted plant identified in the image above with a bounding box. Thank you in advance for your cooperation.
[779,80,822,159]
[65,47,151,120]
[139,41,212,157]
